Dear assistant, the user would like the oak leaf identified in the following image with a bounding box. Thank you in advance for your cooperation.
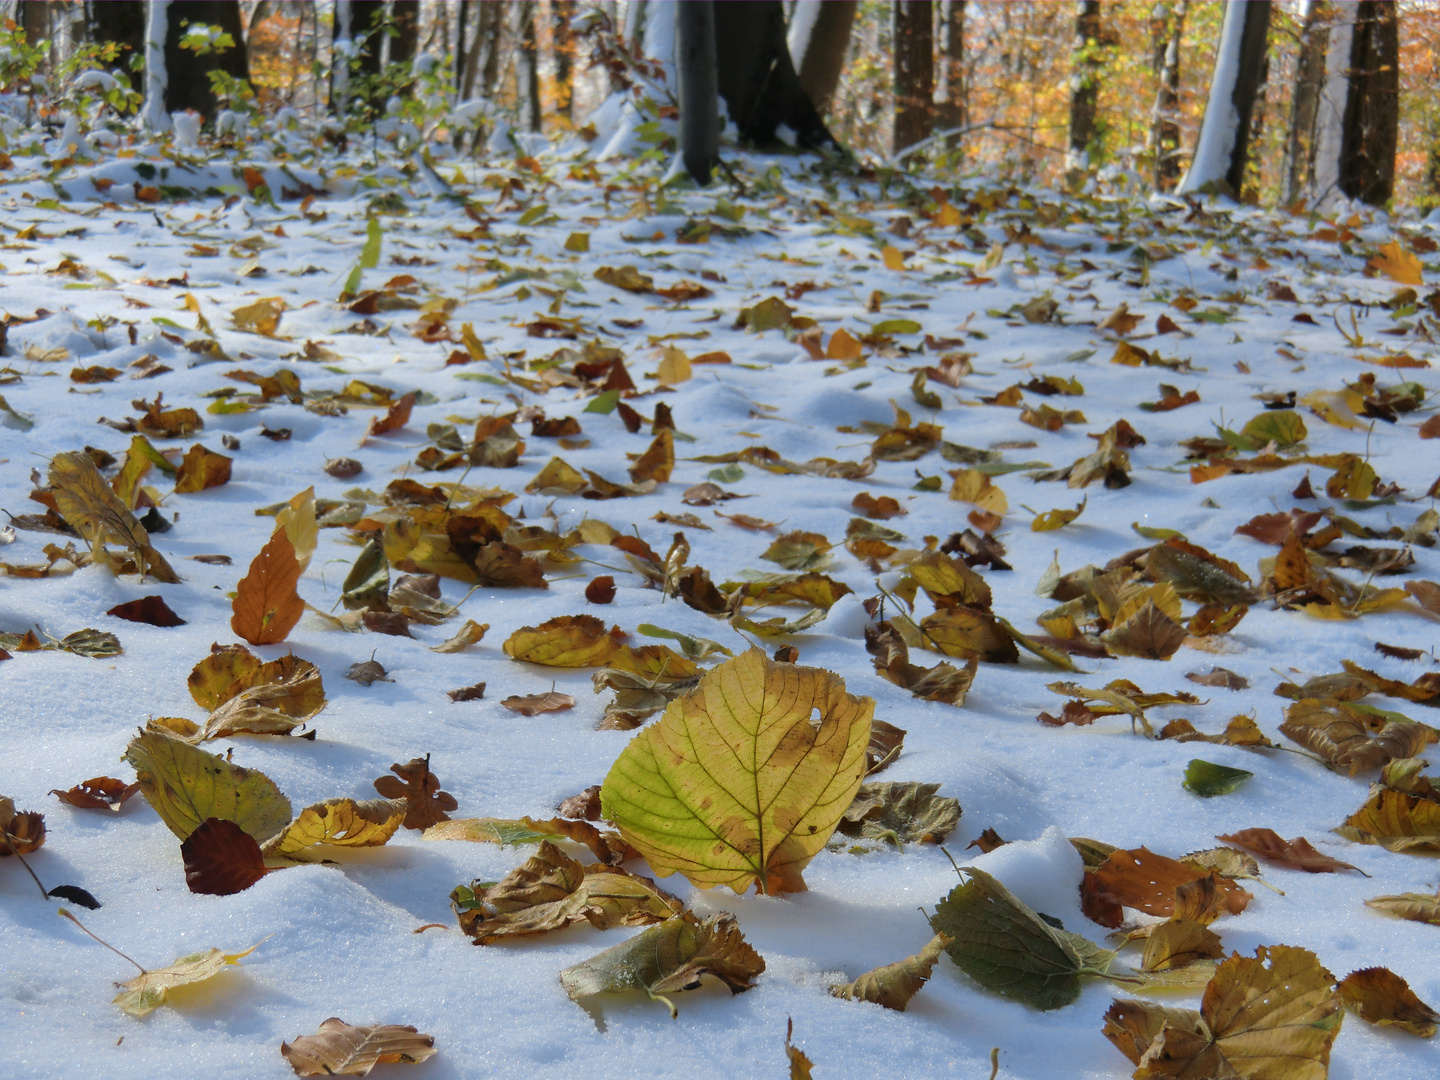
[450,840,682,944]
[281,1018,436,1076]
[373,757,457,830]
[558,912,764,1018]
[601,649,873,894]
[1338,967,1439,1037]
[114,941,263,1017]
[232,530,304,646]
[831,934,949,1011]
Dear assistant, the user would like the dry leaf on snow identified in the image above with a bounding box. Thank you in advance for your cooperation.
[262,798,406,862]
[373,756,457,830]
[231,529,305,646]
[281,1018,436,1076]
[501,689,576,715]
[1338,967,1439,1037]
[835,781,960,847]
[1215,828,1365,875]
[503,614,621,668]
[831,934,949,1011]
[51,776,140,811]
[181,817,271,896]
[113,941,263,1017]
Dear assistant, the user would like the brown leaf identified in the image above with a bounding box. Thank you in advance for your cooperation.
[173,444,232,493]
[852,492,906,520]
[281,1018,436,1076]
[585,575,616,604]
[831,934,949,1011]
[1185,666,1248,691]
[1339,967,1440,1037]
[231,530,304,646]
[1100,600,1187,660]
[325,457,364,479]
[346,659,392,686]
[559,785,601,821]
[1337,788,1440,852]
[106,595,186,627]
[50,776,141,811]
[1038,700,1096,727]
[966,827,1007,854]
[500,690,575,715]
[865,719,906,774]
[865,621,976,705]
[1087,848,1251,924]
[367,391,416,437]
[1216,828,1365,875]
[373,756,457,830]
[1280,699,1435,776]
[1140,918,1224,972]
[447,681,486,702]
[181,817,270,896]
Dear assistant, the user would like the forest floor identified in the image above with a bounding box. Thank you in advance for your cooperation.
[1,142,1439,1080]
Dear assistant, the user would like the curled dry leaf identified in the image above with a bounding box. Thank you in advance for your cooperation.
[114,941,263,1017]
[346,659,391,686]
[1140,918,1224,972]
[171,648,325,742]
[1339,967,1440,1037]
[865,621,976,706]
[557,912,764,1019]
[231,529,305,646]
[1280,700,1435,776]
[601,649,873,894]
[124,730,292,844]
[48,450,179,582]
[181,817,271,896]
[1365,890,1440,926]
[503,614,621,668]
[1103,946,1342,1080]
[786,1018,816,1080]
[1336,788,1440,852]
[446,682,486,702]
[430,619,488,653]
[424,815,627,866]
[835,781,960,847]
[281,1018,437,1076]
[559,785,602,821]
[450,840,683,944]
[830,934,949,1011]
[930,866,1114,1011]
[373,756,457,831]
[1186,666,1249,690]
[0,795,45,855]
[1085,848,1251,927]
[501,690,576,716]
[261,798,406,862]
[51,776,141,811]
[1216,828,1364,875]
[865,719,906,774]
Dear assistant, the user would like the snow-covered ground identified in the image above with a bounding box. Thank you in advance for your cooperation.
[1,136,1438,1080]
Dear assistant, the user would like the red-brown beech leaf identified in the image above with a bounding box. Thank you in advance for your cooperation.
[1216,828,1366,875]
[585,575,617,604]
[51,776,141,811]
[106,595,186,627]
[181,817,270,896]
[231,530,304,646]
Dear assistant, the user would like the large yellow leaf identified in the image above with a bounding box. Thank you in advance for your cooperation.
[600,649,873,894]
[262,797,406,860]
[503,614,621,667]
[124,730,292,843]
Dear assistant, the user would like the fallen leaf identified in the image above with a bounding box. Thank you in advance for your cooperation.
[864,621,976,705]
[501,689,576,715]
[232,296,286,336]
[262,797,406,861]
[430,619,488,653]
[601,649,873,894]
[0,795,45,855]
[172,444,232,493]
[1339,967,1439,1037]
[1215,828,1364,875]
[786,1018,815,1079]
[48,450,178,582]
[503,615,621,668]
[1369,240,1423,285]
[835,781,960,847]
[1337,788,1440,852]
[181,817,270,896]
[231,529,304,646]
[114,941,262,1017]
[1185,666,1248,690]
[106,595,185,627]
[629,428,674,483]
[1183,759,1253,797]
[450,840,682,944]
[558,912,764,1018]
[1032,499,1086,532]
[425,815,627,865]
[1102,599,1187,660]
[1087,847,1251,924]
[1141,918,1224,972]
[373,756,457,830]
[346,659,391,686]
[124,730,292,843]
[50,776,141,812]
[281,1018,437,1076]
[948,468,1008,514]
[1280,699,1434,776]
[931,866,1114,1010]
[1365,890,1440,925]
[1103,946,1341,1079]
[367,391,416,437]
[831,934,949,1011]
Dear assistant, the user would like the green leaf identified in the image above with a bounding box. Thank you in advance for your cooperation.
[453,372,506,385]
[708,462,745,483]
[584,390,621,414]
[930,866,1112,1010]
[636,624,733,660]
[1183,759,1253,798]
[1240,410,1306,448]
[871,318,923,336]
[359,215,383,269]
[600,650,873,894]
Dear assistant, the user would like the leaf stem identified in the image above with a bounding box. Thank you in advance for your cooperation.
[57,908,147,974]
[1,829,49,900]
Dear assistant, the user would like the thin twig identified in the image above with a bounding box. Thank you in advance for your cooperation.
[57,909,147,975]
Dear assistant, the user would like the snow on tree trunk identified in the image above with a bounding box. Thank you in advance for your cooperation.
[714,1,832,148]
[787,0,856,115]
[140,0,172,134]
[1178,0,1271,196]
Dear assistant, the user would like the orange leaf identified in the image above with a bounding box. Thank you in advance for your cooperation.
[367,391,416,437]
[1368,240,1423,286]
[231,530,304,645]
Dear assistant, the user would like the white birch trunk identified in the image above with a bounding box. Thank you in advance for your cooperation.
[140,0,171,134]
[1178,0,1247,193]
[1311,1,1357,204]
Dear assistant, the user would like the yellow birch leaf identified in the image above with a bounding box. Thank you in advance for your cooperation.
[113,941,262,1017]
[263,797,406,860]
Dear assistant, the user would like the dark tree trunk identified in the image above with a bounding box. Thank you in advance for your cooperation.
[1222,0,1272,195]
[351,0,385,81]
[389,0,419,70]
[792,0,857,115]
[677,0,718,184]
[1068,0,1102,166]
[461,1,503,99]
[515,1,541,132]
[713,0,834,150]
[455,0,471,92]
[935,0,966,142]
[891,1,933,154]
[162,1,249,118]
[1244,50,1272,200]
[553,0,575,119]
[1148,1,1184,191]
[1339,0,1399,206]
[88,0,146,60]
[1285,0,1328,203]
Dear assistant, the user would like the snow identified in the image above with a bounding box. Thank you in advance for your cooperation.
[1178,0,1246,195]
[0,123,1438,1080]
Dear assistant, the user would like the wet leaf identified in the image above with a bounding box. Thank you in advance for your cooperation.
[113,941,262,1017]
[1215,828,1363,875]
[831,934,949,1011]
[558,912,764,1018]
[373,757,457,830]
[281,1018,437,1076]
[836,781,960,847]
[1339,967,1438,1037]
[931,866,1113,1011]
[601,649,873,894]
[450,840,682,944]
[124,730,292,843]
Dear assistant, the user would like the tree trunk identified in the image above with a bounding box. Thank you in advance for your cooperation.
[677,0,718,184]
[515,1,542,132]
[1284,0,1328,203]
[891,0,932,154]
[461,1,502,99]
[1339,0,1398,205]
[88,0,146,60]
[455,0,470,93]
[935,0,966,143]
[389,0,419,70]
[1148,1,1185,191]
[788,0,857,115]
[1178,0,1271,196]
[1067,0,1102,170]
[553,0,575,120]
[350,0,385,82]
[712,0,834,149]
[161,0,249,118]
